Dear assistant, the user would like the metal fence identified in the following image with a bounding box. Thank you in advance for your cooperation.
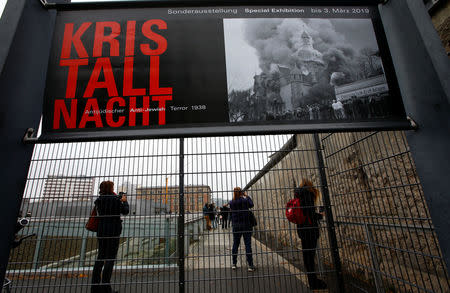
[321,131,449,293]
[5,132,449,292]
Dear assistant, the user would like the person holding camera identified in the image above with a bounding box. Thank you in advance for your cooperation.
[91,181,129,293]
[229,187,255,272]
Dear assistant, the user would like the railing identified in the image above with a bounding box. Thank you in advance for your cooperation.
[6,133,449,292]
[7,214,204,274]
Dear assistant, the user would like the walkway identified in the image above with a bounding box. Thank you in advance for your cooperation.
[7,226,329,292]
[185,227,318,293]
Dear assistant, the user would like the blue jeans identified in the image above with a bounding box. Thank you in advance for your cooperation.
[232,226,253,266]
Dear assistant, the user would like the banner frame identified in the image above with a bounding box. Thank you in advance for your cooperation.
[39,0,410,142]
[32,120,413,143]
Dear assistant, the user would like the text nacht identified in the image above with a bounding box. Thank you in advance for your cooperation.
[53,20,173,130]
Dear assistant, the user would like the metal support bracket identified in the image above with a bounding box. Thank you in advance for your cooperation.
[39,0,55,8]
[407,116,419,130]
[22,128,38,144]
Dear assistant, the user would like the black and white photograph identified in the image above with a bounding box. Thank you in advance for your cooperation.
[224,18,404,123]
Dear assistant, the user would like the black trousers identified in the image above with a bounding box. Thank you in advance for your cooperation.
[300,236,319,285]
[222,216,229,228]
[91,236,120,293]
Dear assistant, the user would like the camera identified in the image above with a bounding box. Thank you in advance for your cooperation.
[17,211,31,227]
[118,192,127,200]
[18,218,30,226]
[15,211,31,234]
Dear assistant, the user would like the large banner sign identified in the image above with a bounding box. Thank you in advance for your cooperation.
[41,5,408,140]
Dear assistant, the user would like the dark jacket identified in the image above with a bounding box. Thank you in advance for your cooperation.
[229,197,254,228]
[208,205,216,220]
[95,195,129,237]
[220,206,231,219]
[295,188,322,240]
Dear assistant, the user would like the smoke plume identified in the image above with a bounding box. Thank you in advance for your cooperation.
[243,18,360,80]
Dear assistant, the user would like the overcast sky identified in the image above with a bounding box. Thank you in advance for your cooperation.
[0,0,6,18]
[224,19,261,92]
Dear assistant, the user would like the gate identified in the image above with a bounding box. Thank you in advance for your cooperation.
[5,132,449,292]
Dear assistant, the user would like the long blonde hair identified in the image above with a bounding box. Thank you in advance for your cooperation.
[299,179,320,203]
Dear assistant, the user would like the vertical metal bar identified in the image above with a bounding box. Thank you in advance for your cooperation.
[364,224,384,293]
[313,133,345,293]
[80,235,87,267]
[316,240,324,278]
[379,0,450,271]
[32,226,43,270]
[178,137,185,293]
[165,217,171,264]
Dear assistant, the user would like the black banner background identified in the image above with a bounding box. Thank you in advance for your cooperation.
[41,6,408,140]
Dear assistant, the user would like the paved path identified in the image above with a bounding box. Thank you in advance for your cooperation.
[184,227,315,293]
[7,227,329,292]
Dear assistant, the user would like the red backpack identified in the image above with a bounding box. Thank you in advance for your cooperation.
[285,198,311,225]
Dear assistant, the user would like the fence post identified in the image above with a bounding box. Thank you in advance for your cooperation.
[0,0,56,282]
[165,217,171,264]
[178,138,185,293]
[364,224,384,293]
[313,133,345,292]
[80,236,87,267]
[193,220,199,241]
[32,225,44,270]
[184,225,190,256]
[379,0,450,270]
[316,235,324,278]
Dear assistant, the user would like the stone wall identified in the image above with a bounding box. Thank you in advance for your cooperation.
[247,132,449,292]
[430,0,450,55]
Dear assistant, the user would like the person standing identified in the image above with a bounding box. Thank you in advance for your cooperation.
[203,203,212,230]
[91,181,129,293]
[209,203,217,229]
[220,204,231,229]
[229,187,255,272]
[295,179,327,290]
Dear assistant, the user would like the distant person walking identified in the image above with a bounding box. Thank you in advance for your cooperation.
[220,204,231,229]
[203,203,212,230]
[295,179,327,290]
[91,181,129,293]
[229,187,255,272]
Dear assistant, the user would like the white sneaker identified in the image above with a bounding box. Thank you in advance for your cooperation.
[232,265,237,270]
[248,266,256,272]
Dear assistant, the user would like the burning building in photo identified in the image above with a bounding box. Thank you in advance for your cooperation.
[225,18,400,122]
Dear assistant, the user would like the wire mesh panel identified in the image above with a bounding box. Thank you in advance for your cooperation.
[321,131,450,293]
[184,135,336,293]
[6,139,180,292]
[5,132,449,293]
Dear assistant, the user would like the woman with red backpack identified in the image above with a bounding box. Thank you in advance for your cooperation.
[294,179,327,290]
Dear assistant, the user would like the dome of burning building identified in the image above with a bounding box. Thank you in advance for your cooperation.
[293,31,325,66]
